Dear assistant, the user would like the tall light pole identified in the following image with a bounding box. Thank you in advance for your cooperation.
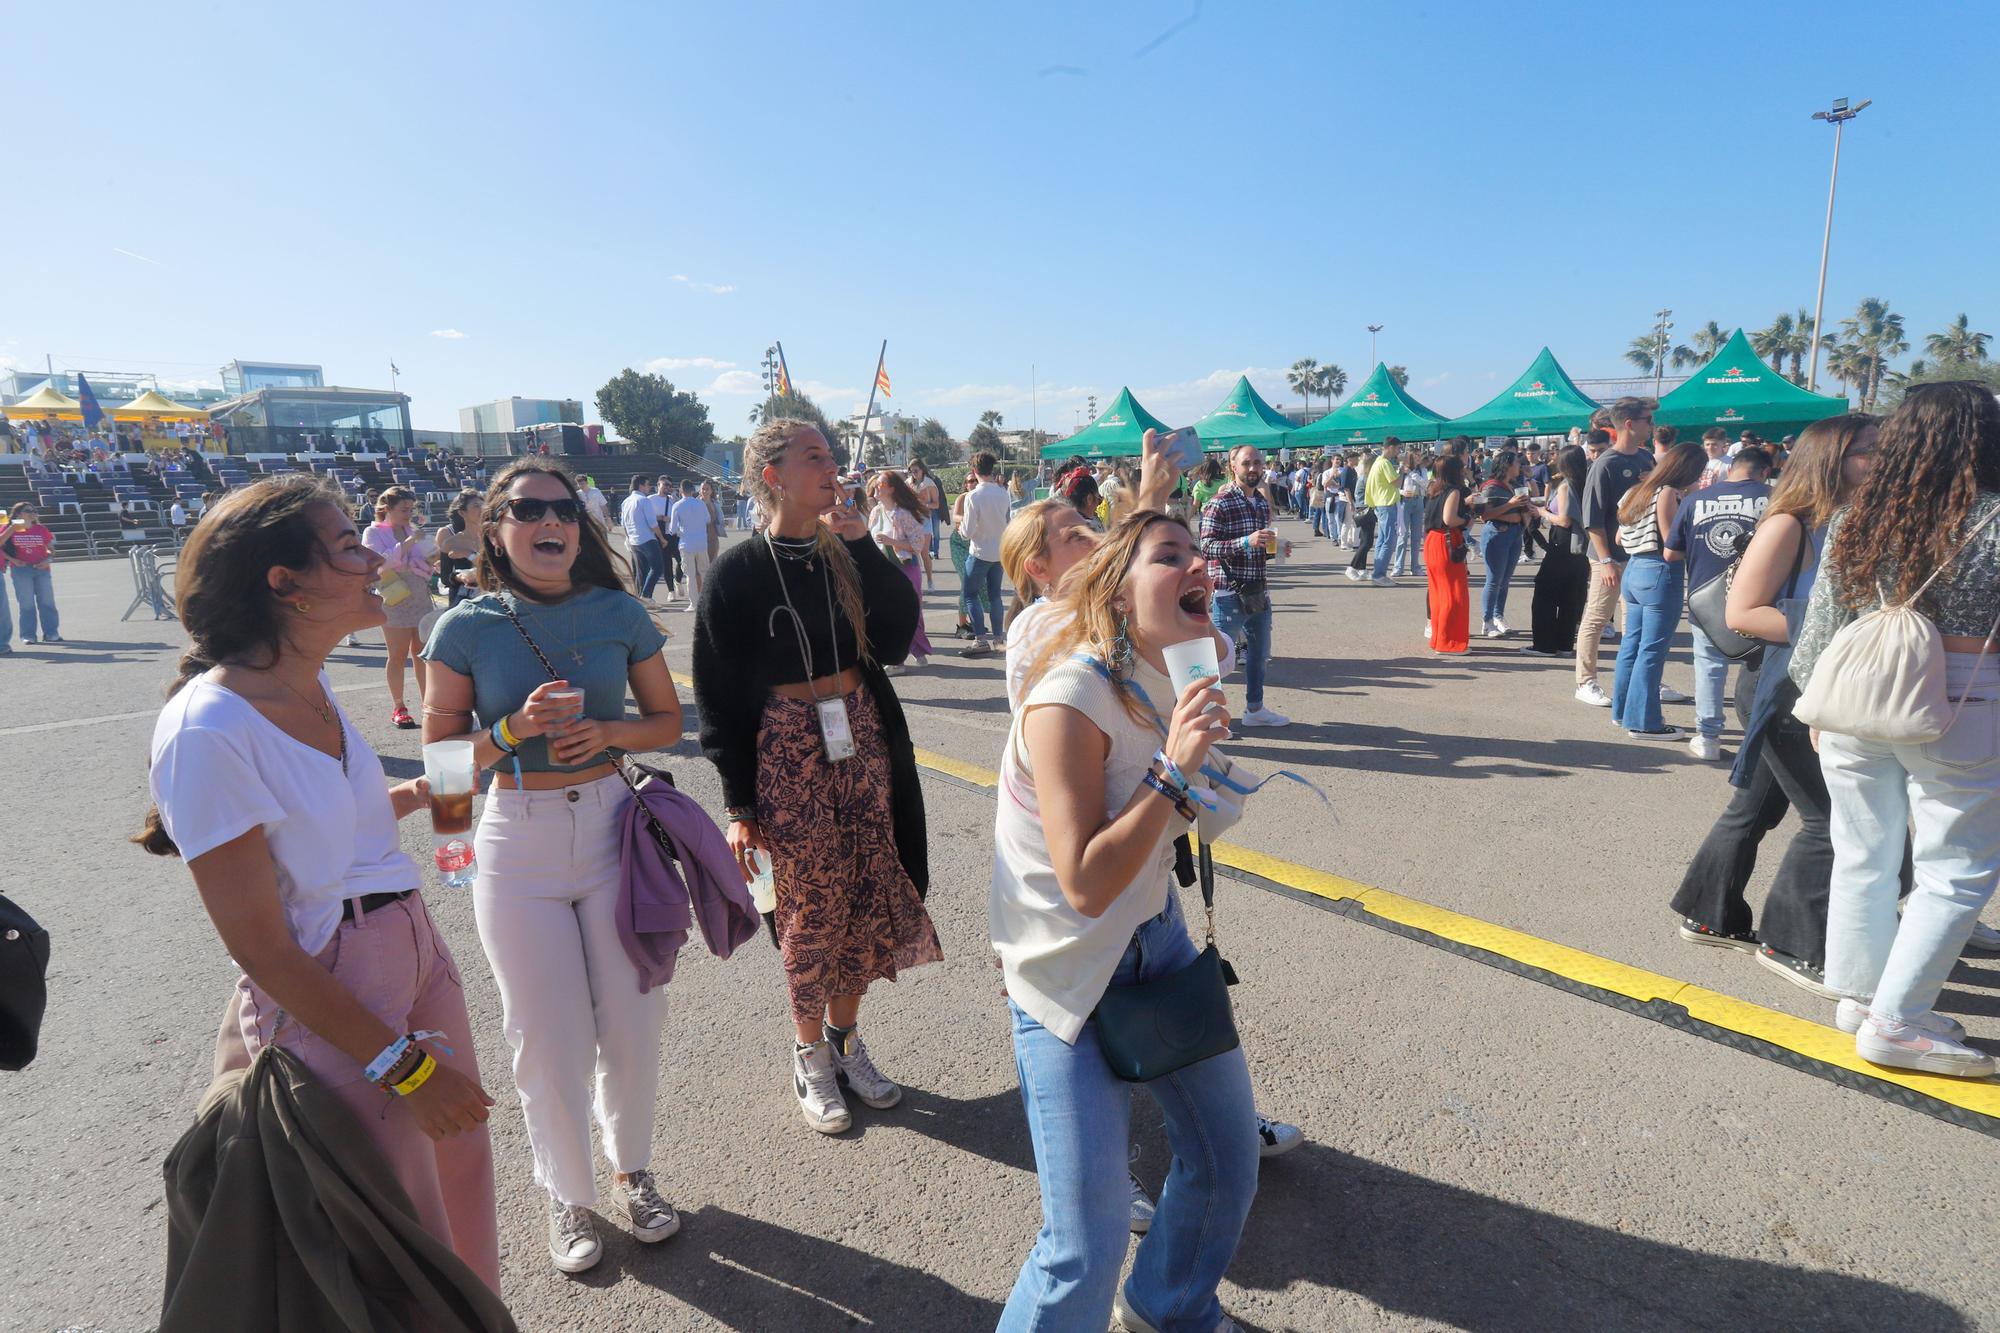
[1653,308,1673,399]
[1806,96,1870,392]
[1367,324,1384,366]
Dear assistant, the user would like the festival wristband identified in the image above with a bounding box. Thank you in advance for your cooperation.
[1141,771,1197,823]
[1153,750,1193,796]
[365,1034,414,1085]
[390,1051,438,1097]
[725,807,757,825]
[496,713,522,750]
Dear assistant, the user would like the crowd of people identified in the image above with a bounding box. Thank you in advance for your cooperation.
[121,382,2000,1328]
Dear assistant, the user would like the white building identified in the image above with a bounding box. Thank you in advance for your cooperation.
[460,396,584,446]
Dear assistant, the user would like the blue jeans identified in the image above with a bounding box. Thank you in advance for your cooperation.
[1397,497,1424,575]
[1370,504,1400,579]
[1609,554,1684,732]
[1819,656,2000,1020]
[1478,522,1524,626]
[631,539,662,599]
[1000,892,1258,1333]
[1689,623,1730,740]
[1209,589,1271,712]
[10,565,57,640]
[965,554,1004,639]
[1329,495,1349,544]
[0,567,11,649]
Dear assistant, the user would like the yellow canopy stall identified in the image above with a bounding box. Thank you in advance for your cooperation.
[113,389,208,420]
[0,382,84,420]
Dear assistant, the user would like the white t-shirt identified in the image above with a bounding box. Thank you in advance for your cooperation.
[993,653,1247,1044]
[582,485,609,524]
[169,502,187,527]
[643,491,672,542]
[149,676,420,955]
[667,494,711,545]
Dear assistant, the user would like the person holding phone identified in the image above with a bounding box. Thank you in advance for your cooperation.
[135,477,501,1295]
[1475,452,1532,637]
[694,420,942,1138]
[421,459,687,1274]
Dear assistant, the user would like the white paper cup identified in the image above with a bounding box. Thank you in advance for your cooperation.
[545,688,584,728]
[1161,637,1221,695]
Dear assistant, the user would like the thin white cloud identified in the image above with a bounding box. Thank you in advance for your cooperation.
[1132,366,1296,423]
[706,370,762,395]
[648,356,735,372]
[430,328,469,340]
[113,246,164,267]
[668,274,734,296]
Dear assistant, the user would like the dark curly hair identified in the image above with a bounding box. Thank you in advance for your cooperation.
[1827,382,2000,609]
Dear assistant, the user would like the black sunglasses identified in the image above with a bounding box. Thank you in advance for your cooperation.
[501,497,582,524]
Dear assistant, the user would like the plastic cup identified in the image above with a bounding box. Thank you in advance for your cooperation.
[746,848,777,914]
[1261,532,1278,555]
[545,688,584,731]
[422,740,478,887]
[1161,637,1221,694]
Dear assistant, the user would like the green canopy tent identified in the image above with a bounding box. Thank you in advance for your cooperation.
[1445,347,1601,438]
[1286,363,1448,448]
[1190,375,1295,453]
[1656,329,1849,439]
[1039,386,1171,460]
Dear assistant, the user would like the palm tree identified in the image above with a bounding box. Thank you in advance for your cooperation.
[978,409,1004,430]
[1687,320,1730,363]
[1792,307,1824,384]
[1626,331,1692,377]
[1840,297,1908,409]
[831,419,857,455]
[1752,313,1796,377]
[1313,364,1347,409]
[1925,313,1992,367]
[1287,358,1320,413]
[1386,365,1410,389]
[748,401,765,426]
[1826,341,1870,404]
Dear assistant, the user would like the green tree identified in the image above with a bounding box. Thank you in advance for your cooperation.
[1626,330,1693,378]
[1752,312,1797,380]
[1826,341,1870,403]
[1840,297,1908,410]
[1287,358,1320,411]
[1313,364,1347,409]
[910,416,959,469]
[967,408,1005,458]
[1386,365,1410,389]
[751,390,844,452]
[1925,313,1992,367]
[595,369,717,454]
[1687,320,1730,362]
[1877,357,2000,409]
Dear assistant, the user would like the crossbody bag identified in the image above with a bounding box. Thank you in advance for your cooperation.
[1092,838,1241,1082]
[1687,522,1802,663]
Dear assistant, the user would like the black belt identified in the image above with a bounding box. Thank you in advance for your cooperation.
[344,889,414,922]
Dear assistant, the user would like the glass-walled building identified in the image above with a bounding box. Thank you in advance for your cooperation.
[220,361,325,395]
[210,385,413,453]
[459,396,584,449]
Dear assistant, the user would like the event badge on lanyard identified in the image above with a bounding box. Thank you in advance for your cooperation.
[816,696,856,762]
[768,533,857,763]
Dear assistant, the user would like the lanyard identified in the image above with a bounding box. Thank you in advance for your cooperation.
[764,534,840,701]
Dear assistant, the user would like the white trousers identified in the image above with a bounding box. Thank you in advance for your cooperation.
[472,773,667,1205]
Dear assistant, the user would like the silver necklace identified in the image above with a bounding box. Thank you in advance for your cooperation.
[507,591,587,667]
[767,532,818,570]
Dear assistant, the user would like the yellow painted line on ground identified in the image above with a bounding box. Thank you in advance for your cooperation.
[668,670,2000,1121]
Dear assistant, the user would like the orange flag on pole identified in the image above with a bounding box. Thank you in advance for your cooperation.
[874,362,891,397]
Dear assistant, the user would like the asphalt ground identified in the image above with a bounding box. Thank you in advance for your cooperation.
[4,524,1998,1333]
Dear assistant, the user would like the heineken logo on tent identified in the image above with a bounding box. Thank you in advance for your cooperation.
[1720,408,1742,420]
[1360,392,1382,404]
[1514,380,1556,401]
[1518,420,1536,430]
[1095,413,1128,428]
[1707,367,1759,385]
[1213,404,1248,418]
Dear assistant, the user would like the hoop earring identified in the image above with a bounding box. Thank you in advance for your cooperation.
[1108,613,1135,677]
[294,600,311,613]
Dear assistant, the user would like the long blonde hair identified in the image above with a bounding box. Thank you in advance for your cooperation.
[1001,498,1090,631]
[1020,509,1181,726]
[1763,413,1876,529]
[743,418,874,663]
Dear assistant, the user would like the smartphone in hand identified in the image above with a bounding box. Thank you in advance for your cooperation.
[1156,427,1204,472]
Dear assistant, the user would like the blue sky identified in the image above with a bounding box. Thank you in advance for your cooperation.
[8,1,1994,439]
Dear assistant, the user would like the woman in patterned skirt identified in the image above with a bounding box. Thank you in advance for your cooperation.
[693,419,943,1134]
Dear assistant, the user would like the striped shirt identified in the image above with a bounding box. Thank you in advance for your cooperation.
[1617,496,1664,557]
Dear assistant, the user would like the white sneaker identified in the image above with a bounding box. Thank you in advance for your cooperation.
[1255,1114,1304,1158]
[913,653,929,668]
[793,1040,853,1133]
[1835,998,1965,1041]
[1574,681,1613,707]
[1965,920,2000,956]
[548,1199,603,1274]
[1627,725,1688,741]
[1344,567,1363,582]
[1128,1172,1155,1235]
[1369,575,1397,587]
[1423,621,1431,641]
[828,1027,901,1109]
[1487,617,1510,638]
[1659,683,1694,704]
[1689,735,1723,761]
[1856,1014,1996,1077]
[616,1169,682,1243]
[1113,1288,1240,1333]
[1241,706,1291,727]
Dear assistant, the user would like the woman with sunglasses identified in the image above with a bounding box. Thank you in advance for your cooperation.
[422,460,687,1274]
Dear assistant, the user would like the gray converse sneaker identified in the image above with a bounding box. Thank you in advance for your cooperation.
[793,1040,853,1133]
[1128,1172,1155,1234]
[827,1027,901,1109]
[617,1169,681,1243]
[548,1199,603,1274]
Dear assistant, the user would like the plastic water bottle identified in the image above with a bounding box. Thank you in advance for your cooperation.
[746,849,776,914]
[434,835,476,889]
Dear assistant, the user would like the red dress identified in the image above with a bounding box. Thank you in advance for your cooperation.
[1425,526,1469,653]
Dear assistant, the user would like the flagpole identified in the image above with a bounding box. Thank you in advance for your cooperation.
[852,339,886,473]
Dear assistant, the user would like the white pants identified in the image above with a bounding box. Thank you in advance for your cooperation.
[683,547,713,599]
[472,773,666,1205]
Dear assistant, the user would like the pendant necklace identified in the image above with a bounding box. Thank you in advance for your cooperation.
[509,591,587,667]
[767,532,818,572]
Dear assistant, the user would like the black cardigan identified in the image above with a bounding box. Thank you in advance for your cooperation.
[692,533,929,895]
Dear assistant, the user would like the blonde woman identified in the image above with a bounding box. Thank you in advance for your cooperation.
[362,486,436,728]
[995,511,1262,1332]
[693,420,943,1135]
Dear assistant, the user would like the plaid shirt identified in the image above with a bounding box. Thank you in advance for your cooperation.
[1198,483,1270,593]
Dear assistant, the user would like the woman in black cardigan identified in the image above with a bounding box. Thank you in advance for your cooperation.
[692,419,943,1137]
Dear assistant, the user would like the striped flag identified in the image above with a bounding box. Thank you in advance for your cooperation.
[776,342,794,398]
[874,362,891,397]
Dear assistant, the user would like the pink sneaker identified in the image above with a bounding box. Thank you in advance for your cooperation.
[1856,1015,1996,1078]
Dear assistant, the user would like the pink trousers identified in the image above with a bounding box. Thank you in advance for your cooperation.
[216,893,501,1293]
[899,555,932,657]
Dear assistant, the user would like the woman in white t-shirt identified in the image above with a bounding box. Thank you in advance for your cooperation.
[135,477,500,1296]
[993,512,1262,1333]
